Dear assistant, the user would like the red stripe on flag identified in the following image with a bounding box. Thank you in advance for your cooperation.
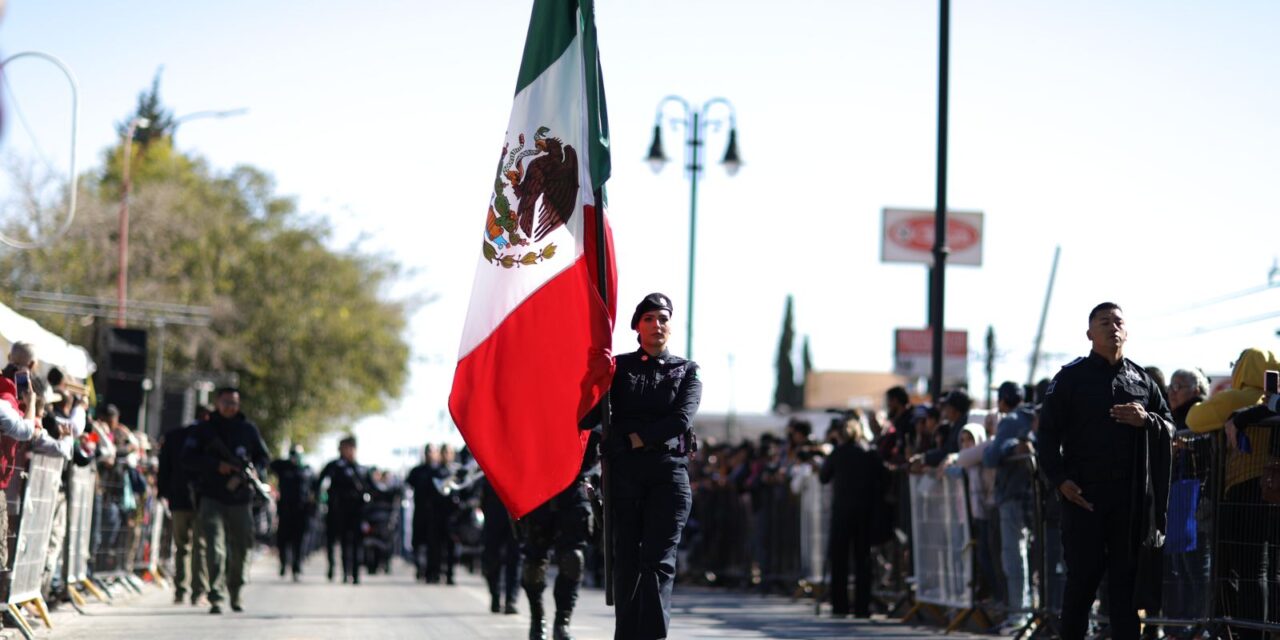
[448,237,614,518]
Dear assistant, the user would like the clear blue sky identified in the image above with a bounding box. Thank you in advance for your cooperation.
[4,1,1279,468]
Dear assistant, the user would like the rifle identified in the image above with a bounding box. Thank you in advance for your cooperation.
[205,435,273,505]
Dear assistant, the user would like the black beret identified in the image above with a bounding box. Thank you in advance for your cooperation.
[630,293,674,330]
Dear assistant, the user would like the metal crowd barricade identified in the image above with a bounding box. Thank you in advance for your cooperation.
[873,468,913,617]
[903,471,983,631]
[88,464,145,595]
[62,463,104,608]
[0,453,66,638]
[132,487,168,587]
[794,467,829,590]
[1208,421,1280,639]
[687,477,752,586]
[1140,430,1221,636]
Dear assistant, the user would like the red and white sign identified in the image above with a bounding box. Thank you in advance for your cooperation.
[894,328,969,380]
[881,208,984,266]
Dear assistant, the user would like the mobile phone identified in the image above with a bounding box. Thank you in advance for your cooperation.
[13,370,29,393]
[1266,370,1279,395]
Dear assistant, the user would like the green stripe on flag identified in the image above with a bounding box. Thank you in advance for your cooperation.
[580,0,611,191]
[514,0,579,96]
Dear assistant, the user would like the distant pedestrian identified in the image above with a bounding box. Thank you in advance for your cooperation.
[269,444,316,581]
[159,406,211,605]
[316,436,371,584]
[820,412,885,619]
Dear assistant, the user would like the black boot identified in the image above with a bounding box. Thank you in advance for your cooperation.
[490,592,501,614]
[527,595,547,640]
[552,610,574,640]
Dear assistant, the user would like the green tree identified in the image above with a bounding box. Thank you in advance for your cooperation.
[799,334,812,407]
[773,295,800,412]
[114,68,176,151]
[2,111,412,448]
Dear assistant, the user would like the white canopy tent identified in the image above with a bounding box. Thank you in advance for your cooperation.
[0,300,96,380]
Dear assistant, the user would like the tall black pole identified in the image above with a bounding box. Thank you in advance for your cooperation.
[686,111,701,361]
[593,187,615,606]
[929,0,950,404]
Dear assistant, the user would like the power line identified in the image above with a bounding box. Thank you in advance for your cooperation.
[1187,309,1280,336]
[1161,281,1279,315]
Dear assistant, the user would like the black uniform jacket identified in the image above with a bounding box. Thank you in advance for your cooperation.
[269,459,316,515]
[316,458,371,513]
[820,441,887,521]
[591,348,702,455]
[1039,352,1173,492]
[158,423,198,510]
[181,412,271,506]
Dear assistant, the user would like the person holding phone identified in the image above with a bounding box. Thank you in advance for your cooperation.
[1037,303,1174,640]
[0,341,44,570]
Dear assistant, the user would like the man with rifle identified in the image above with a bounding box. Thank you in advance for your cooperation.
[183,387,271,615]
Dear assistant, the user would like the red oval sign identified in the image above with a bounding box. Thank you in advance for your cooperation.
[889,218,979,253]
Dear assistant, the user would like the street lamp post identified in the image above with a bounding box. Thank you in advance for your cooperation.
[115,108,247,327]
[645,97,741,361]
[116,116,150,327]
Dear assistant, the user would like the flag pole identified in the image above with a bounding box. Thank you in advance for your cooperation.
[593,187,615,607]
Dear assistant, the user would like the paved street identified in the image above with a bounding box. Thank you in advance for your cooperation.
[33,554,980,640]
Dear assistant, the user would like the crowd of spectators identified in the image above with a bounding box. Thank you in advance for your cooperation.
[679,351,1280,639]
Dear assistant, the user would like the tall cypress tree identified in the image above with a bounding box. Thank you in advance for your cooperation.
[773,295,798,412]
[115,68,177,151]
[798,335,813,409]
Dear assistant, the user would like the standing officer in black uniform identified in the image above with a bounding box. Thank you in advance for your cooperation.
[269,445,315,581]
[519,430,599,640]
[478,475,520,615]
[1038,302,1173,640]
[316,436,371,584]
[591,293,702,640]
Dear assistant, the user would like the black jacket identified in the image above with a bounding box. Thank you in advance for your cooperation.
[181,412,271,506]
[270,459,316,515]
[1038,352,1173,491]
[596,348,702,455]
[820,441,886,521]
[316,458,371,514]
[158,423,198,510]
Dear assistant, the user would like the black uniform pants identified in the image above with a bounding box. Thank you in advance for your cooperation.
[276,510,309,575]
[828,516,871,617]
[1059,479,1139,640]
[610,451,691,640]
[327,507,363,582]
[520,479,592,614]
[427,509,456,582]
[483,525,521,603]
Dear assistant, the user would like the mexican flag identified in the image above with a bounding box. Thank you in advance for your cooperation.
[449,0,615,519]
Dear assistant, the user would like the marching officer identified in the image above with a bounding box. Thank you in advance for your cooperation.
[519,430,599,640]
[1038,302,1173,640]
[316,436,371,584]
[587,293,702,640]
[269,445,316,581]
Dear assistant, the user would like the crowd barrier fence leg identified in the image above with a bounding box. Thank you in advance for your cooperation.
[80,578,109,603]
[5,603,35,640]
[20,598,52,629]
